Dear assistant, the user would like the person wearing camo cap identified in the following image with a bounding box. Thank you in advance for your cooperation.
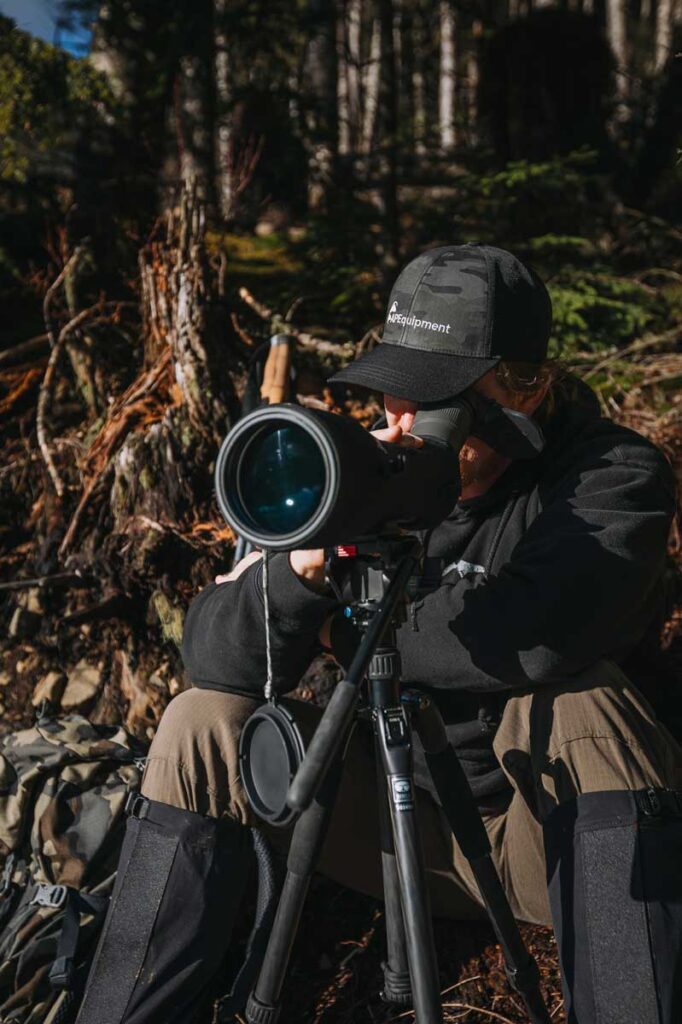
[78,245,682,1024]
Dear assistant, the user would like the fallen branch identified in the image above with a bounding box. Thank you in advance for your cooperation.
[238,286,356,358]
[582,326,681,378]
[0,571,97,593]
[384,976,482,1022]
[441,1003,516,1023]
[36,302,132,497]
[229,311,255,348]
[43,246,85,350]
[0,334,49,369]
[37,305,106,496]
[0,366,44,418]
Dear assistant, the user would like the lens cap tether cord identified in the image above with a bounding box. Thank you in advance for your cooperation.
[239,551,308,829]
[239,538,551,1024]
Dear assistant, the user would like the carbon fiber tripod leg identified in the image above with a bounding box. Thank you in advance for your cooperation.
[375,703,443,1024]
[411,693,551,1024]
[374,734,411,1006]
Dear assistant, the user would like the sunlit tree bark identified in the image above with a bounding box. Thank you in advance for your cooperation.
[305,0,339,207]
[655,0,674,70]
[362,17,382,152]
[606,0,629,121]
[213,0,233,221]
[439,1,456,151]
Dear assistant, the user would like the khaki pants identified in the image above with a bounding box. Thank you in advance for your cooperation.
[141,660,682,927]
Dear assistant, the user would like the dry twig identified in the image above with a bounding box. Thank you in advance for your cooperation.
[0,334,49,369]
[238,286,356,358]
[36,304,122,497]
[42,246,85,350]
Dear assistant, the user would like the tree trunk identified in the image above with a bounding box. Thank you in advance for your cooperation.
[58,180,234,698]
[347,0,362,150]
[177,54,215,203]
[655,0,674,71]
[304,0,339,208]
[377,0,399,274]
[337,0,351,154]
[439,1,457,151]
[412,7,427,156]
[400,2,416,155]
[140,182,229,439]
[606,0,629,121]
[213,0,234,221]
[362,18,382,152]
[465,19,482,146]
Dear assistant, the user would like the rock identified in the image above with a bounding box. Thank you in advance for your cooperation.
[0,671,11,687]
[23,588,42,615]
[8,606,41,640]
[8,589,43,640]
[32,671,67,707]
[0,703,5,718]
[61,661,102,710]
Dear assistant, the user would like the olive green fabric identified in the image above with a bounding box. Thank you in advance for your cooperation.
[0,713,145,1023]
[141,659,682,927]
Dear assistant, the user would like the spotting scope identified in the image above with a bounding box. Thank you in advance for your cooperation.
[213,394,544,551]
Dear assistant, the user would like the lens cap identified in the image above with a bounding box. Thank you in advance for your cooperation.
[239,702,307,827]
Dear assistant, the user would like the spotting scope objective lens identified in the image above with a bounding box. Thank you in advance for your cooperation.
[239,425,326,534]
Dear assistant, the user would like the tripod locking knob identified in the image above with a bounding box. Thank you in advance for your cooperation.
[368,651,400,681]
[245,992,281,1024]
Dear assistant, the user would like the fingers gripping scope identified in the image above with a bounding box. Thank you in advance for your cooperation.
[214,394,544,549]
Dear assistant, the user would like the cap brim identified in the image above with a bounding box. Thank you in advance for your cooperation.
[328,344,499,402]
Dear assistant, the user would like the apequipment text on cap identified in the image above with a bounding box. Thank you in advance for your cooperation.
[329,244,552,402]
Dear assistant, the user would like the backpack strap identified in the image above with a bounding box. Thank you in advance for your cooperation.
[33,886,110,990]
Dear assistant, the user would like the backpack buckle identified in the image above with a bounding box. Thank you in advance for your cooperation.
[124,791,150,820]
[31,883,68,909]
[48,954,74,990]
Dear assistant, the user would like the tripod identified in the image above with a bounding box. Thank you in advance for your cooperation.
[244,536,551,1024]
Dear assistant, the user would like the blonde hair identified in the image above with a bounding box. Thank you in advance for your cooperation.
[494,359,576,423]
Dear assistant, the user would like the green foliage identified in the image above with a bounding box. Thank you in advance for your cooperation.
[548,274,659,356]
[0,15,113,185]
[456,149,606,246]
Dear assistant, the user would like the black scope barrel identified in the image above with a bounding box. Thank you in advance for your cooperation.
[214,402,473,551]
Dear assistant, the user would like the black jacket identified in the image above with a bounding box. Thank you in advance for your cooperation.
[182,383,676,806]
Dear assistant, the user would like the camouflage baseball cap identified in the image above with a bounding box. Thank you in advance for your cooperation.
[329,244,552,402]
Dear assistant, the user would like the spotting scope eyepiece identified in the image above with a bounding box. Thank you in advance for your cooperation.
[214,403,469,551]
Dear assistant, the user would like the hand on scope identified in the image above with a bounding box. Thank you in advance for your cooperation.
[215,549,262,584]
[375,395,424,448]
[371,424,424,448]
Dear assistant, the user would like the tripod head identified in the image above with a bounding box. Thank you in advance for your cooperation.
[238,533,422,826]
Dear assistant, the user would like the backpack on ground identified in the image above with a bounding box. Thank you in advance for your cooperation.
[0,703,146,1024]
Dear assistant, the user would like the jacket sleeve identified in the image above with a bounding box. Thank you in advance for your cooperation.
[181,553,338,695]
[394,452,675,692]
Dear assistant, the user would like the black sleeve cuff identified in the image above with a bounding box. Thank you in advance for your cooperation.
[255,553,338,629]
